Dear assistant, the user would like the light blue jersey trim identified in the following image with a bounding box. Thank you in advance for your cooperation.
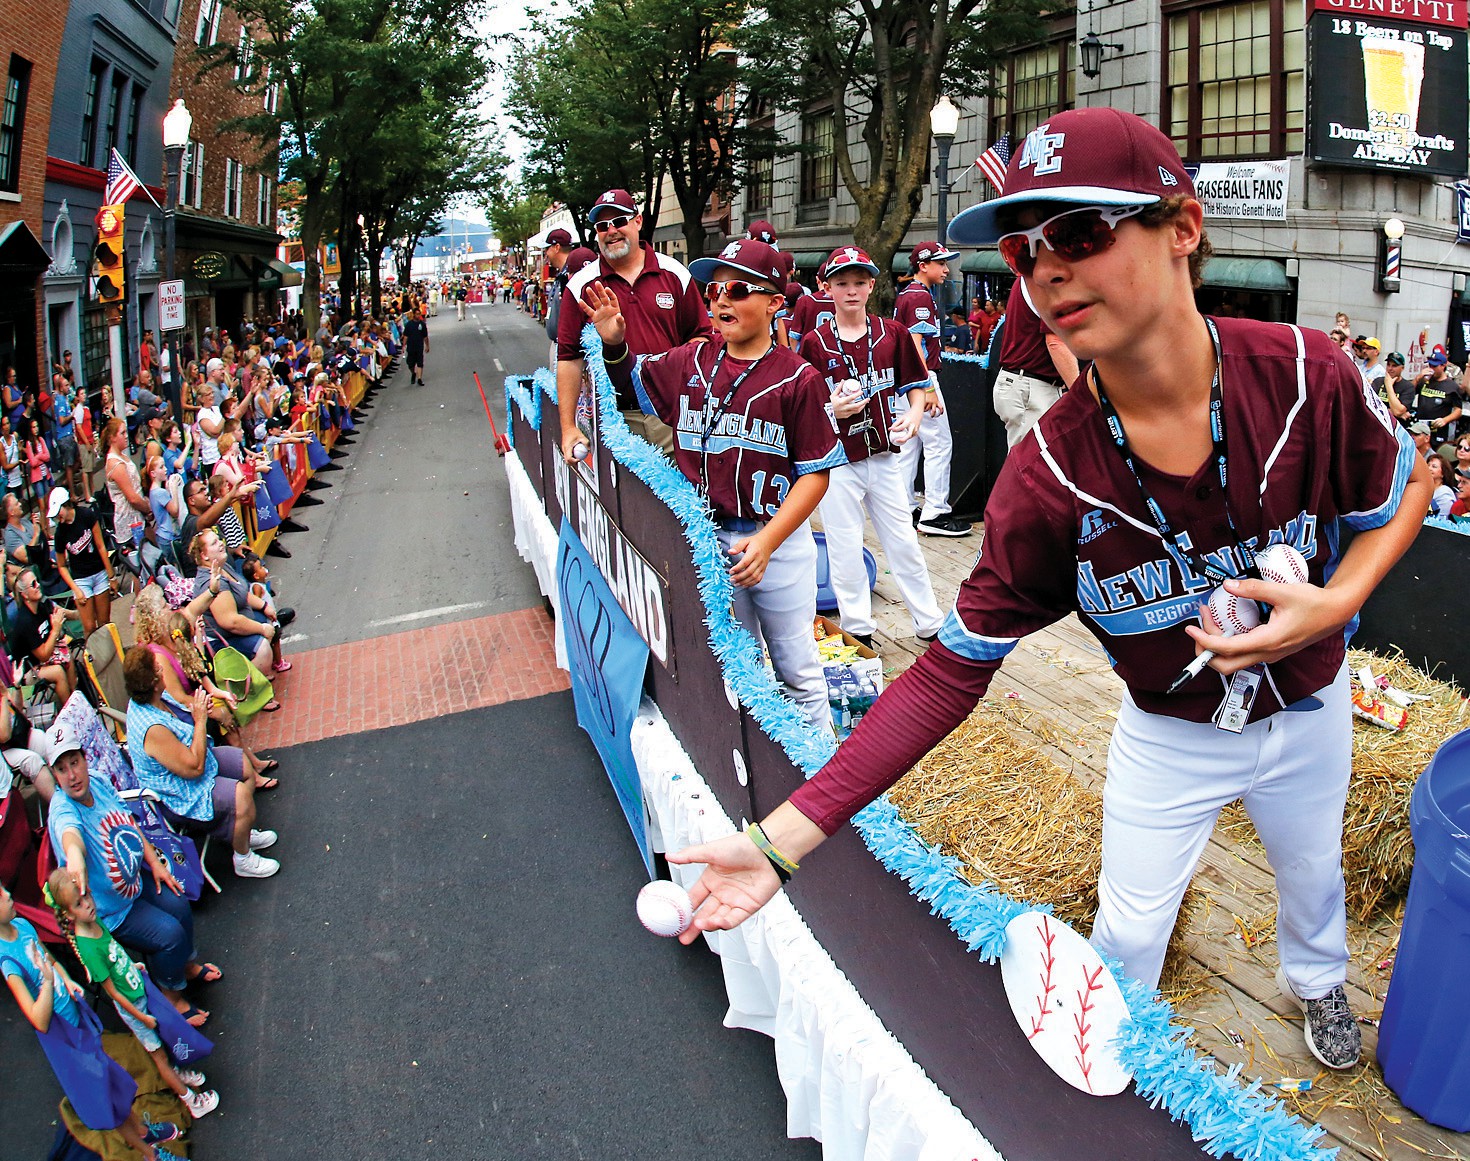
[937,608,1018,661]
[631,356,656,416]
[795,445,849,476]
[1341,428,1415,531]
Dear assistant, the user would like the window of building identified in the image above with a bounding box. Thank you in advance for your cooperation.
[124,88,141,167]
[799,109,835,207]
[224,157,242,218]
[0,55,31,194]
[196,0,222,47]
[256,173,270,225]
[103,73,127,156]
[80,59,105,168]
[234,26,254,82]
[988,39,1075,146]
[1165,0,1305,160]
[744,101,775,211]
[182,140,204,208]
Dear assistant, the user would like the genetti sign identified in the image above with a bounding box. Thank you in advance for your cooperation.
[1307,0,1469,177]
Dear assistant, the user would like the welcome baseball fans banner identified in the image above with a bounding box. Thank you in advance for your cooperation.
[1307,0,1469,177]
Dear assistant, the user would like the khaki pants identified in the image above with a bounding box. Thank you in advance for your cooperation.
[993,369,1064,449]
[620,409,676,457]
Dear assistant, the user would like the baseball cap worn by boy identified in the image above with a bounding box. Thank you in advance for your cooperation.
[746,220,778,246]
[823,245,881,278]
[1428,351,1449,367]
[911,241,960,266]
[589,189,638,223]
[688,239,784,286]
[47,486,72,522]
[948,107,1196,247]
[563,246,597,279]
[546,228,573,247]
[47,719,84,765]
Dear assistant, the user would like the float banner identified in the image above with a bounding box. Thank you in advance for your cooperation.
[557,517,654,875]
[1191,160,1289,219]
[1308,11,1469,177]
[1457,182,1470,242]
[1308,0,1467,32]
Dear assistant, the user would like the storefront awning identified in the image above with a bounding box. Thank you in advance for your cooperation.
[793,251,830,270]
[958,250,1010,275]
[0,221,50,273]
[1200,257,1292,291]
[266,257,303,287]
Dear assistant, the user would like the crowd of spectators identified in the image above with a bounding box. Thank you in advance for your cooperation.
[0,288,421,1156]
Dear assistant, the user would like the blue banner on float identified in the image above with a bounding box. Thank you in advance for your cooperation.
[556,517,653,875]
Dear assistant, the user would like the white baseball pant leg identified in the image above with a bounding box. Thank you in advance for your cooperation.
[895,387,955,519]
[1092,666,1351,995]
[993,370,1063,449]
[719,524,829,733]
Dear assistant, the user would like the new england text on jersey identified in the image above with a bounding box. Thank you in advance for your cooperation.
[673,396,792,456]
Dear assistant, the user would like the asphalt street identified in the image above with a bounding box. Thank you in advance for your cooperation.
[3,305,819,1159]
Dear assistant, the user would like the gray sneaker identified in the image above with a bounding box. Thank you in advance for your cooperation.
[1276,967,1361,1070]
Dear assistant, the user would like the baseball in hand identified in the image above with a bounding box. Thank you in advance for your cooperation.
[1204,585,1262,637]
[572,441,590,462]
[1255,542,1309,586]
[637,880,694,938]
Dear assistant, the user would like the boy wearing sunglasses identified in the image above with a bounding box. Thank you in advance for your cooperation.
[556,189,712,460]
[667,108,1430,1075]
[582,238,846,732]
[797,247,944,648]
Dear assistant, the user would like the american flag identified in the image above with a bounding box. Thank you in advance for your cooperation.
[104,148,143,206]
[976,134,1011,195]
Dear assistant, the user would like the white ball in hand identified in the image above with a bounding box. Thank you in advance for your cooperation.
[572,442,590,462]
[1204,585,1262,636]
[637,880,694,938]
[1255,542,1309,585]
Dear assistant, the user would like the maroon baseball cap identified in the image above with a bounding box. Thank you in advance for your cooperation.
[948,108,1195,246]
[775,249,795,281]
[909,241,959,266]
[589,189,639,223]
[823,245,880,278]
[546,228,573,247]
[563,247,597,279]
[688,238,784,286]
[745,219,778,245]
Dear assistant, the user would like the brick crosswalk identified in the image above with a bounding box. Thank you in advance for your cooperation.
[246,607,568,749]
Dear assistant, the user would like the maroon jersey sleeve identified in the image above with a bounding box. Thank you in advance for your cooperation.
[784,362,846,475]
[887,319,932,394]
[556,269,592,362]
[892,285,941,371]
[677,275,714,345]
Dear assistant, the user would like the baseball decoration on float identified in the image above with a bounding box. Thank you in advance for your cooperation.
[637,880,694,937]
[999,912,1133,1095]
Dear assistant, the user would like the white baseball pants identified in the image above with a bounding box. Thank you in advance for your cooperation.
[817,455,944,639]
[718,524,830,733]
[1092,666,1351,996]
[895,387,955,519]
[993,370,1063,449]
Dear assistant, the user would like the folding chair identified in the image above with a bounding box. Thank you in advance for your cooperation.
[75,622,129,741]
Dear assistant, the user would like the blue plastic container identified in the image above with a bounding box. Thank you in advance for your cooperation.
[1377,726,1470,1131]
[812,531,878,614]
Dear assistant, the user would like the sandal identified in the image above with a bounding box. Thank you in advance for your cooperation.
[188,962,223,985]
[261,699,282,713]
[258,758,280,775]
[179,1002,210,1028]
[255,775,279,791]
[272,660,293,673]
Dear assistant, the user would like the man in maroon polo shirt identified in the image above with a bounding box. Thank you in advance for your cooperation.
[993,276,1079,449]
[556,189,711,459]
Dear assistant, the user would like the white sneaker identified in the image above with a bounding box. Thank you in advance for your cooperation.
[175,1067,206,1087]
[233,849,280,878]
[248,828,278,851]
[183,1088,220,1118]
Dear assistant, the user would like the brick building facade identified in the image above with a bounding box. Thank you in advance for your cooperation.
[0,7,63,393]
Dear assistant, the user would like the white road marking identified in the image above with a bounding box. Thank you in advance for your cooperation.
[281,633,310,645]
[493,358,503,371]
[366,601,489,628]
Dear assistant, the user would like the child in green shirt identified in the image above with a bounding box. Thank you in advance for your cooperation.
[48,869,219,1124]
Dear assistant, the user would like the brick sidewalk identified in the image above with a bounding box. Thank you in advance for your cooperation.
[246,607,568,749]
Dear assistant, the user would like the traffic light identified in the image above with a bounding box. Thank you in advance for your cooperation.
[94,204,126,304]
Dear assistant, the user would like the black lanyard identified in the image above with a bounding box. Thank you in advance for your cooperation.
[697,343,772,504]
[1092,319,1255,585]
[834,318,876,388]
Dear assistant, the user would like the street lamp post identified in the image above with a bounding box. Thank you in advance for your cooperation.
[162,98,191,424]
[930,95,960,316]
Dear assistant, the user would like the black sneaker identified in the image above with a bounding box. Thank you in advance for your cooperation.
[1276,967,1361,1070]
[917,514,972,537]
[911,507,921,528]
[851,632,874,648]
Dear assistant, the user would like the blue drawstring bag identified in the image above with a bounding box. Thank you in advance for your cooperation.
[306,432,330,471]
[127,794,204,902]
[252,481,281,531]
[142,970,213,1064]
[10,979,137,1131]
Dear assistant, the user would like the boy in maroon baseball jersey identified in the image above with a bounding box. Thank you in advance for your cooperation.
[798,246,943,646]
[669,109,1431,1073]
[787,263,835,349]
[584,239,847,732]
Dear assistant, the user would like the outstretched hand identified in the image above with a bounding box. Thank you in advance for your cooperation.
[1185,576,1354,675]
[666,831,783,945]
[579,282,627,349]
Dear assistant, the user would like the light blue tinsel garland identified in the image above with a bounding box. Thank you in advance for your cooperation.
[504,333,1336,1161]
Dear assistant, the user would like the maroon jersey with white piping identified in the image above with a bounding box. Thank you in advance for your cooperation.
[799,315,929,462]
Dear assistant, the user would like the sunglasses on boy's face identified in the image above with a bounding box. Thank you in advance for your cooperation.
[704,280,781,303]
[997,204,1147,277]
[594,214,634,234]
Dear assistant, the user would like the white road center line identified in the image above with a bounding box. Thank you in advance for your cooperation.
[493,358,503,371]
[366,601,489,628]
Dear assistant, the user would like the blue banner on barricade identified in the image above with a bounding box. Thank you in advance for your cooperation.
[556,517,653,875]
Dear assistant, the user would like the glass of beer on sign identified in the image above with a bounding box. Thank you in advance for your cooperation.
[1361,34,1425,159]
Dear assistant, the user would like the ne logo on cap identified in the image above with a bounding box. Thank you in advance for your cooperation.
[1018,124,1065,176]
[721,242,741,258]
[840,247,862,263]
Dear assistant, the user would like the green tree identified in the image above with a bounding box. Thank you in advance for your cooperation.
[486,188,551,268]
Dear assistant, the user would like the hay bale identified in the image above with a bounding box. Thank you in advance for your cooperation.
[1220,648,1466,922]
